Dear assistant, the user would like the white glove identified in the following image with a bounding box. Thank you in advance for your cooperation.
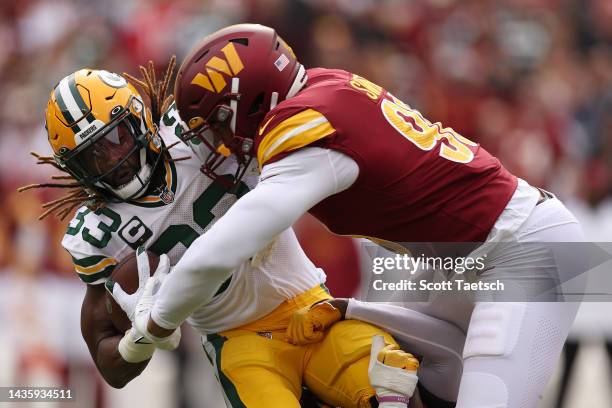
[368,336,419,408]
[106,247,181,350]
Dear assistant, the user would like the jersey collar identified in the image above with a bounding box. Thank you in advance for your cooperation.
[131,159,177,208]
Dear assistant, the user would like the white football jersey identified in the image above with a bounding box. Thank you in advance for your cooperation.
[62,103,325,332]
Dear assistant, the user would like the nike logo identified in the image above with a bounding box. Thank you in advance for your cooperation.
[259,115,276,135]
[135,336,153,345]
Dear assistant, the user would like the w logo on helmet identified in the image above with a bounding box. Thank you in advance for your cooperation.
[191,43,244,93]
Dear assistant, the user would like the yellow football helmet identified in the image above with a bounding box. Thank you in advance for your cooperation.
[46,69,164,201]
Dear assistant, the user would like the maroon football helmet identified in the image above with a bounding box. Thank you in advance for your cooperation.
[174,24,307,184]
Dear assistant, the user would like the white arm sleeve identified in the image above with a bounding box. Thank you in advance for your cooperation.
[151,148,359,329]
[347,299,465,402]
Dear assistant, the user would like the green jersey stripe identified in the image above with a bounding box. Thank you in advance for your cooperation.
[77,264,115,284]
[71,254,107,268]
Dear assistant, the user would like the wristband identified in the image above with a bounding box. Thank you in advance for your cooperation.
[378,395,408,404]
[118,328,155,363]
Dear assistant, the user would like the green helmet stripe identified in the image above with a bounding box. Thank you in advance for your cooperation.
[67,74,96,124]
[54,84,80,134]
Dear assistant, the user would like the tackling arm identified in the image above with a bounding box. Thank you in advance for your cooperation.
[81,284,150,388]
[150,147,359,331]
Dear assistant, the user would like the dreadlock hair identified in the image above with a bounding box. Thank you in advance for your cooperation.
[20,56,181,221]
[123,55,176,124]
[17,152,101,221]
[124,56,190,164]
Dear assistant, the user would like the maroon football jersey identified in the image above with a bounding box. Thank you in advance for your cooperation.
[255,68,517,243]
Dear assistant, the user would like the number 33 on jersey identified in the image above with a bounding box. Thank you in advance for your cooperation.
[62,104,253,285]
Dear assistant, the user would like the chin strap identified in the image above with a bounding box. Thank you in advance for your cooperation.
[102,147,152,200]
[229,77,239,135]
[286,64,308,99]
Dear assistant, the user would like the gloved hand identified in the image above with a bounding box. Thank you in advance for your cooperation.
[368,336,419,408]
[106,247,181,351]
[285,300,342,345]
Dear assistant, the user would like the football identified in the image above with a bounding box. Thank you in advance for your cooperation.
[105,251,160,333]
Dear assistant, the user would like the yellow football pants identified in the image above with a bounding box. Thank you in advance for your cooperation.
[203,285,398,408]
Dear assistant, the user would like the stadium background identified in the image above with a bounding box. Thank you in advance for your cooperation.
[0,0,611,406]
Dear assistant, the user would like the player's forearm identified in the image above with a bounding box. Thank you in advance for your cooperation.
[149,188,293,329]
[151,148,358,330]
[151,202,316,329]
[95,335,150,389]
[81,284,150,388]
[150,228,248,329]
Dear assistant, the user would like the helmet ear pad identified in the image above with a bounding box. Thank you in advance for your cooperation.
[133,103,163,154]
[147,123,163,154]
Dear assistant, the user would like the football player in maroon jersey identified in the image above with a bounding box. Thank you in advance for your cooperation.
[114,24,586,408]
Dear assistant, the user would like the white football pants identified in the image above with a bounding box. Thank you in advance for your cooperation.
[349,196,586,407]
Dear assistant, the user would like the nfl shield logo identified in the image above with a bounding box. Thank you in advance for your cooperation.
[159,186,175,204]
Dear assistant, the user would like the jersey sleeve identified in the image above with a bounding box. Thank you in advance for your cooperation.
[256,108,336,168]
[61,207,119,285]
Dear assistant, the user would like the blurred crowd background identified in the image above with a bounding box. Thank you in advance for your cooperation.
[0,0,611,407]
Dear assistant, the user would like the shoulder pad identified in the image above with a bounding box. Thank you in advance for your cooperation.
[256,107,335,168]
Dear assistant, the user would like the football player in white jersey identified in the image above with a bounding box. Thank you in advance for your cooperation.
[29,65,421,408]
